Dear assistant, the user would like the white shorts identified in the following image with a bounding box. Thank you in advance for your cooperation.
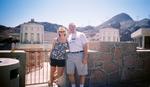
[66,52,88,75]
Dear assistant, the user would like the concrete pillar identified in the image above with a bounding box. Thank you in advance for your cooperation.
[142,36,145,49]
[0,58,20,87]
[0,50,26,87]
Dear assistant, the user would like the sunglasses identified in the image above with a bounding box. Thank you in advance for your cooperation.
[59,31,65,33]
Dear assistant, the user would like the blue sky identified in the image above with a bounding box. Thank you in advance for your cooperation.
[0,0,150,27]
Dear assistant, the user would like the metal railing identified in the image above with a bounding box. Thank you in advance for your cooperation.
[25,50,50,85]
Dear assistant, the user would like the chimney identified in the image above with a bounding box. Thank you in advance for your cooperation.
[31,19,34,22]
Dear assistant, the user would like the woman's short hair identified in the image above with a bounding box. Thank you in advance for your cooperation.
[57,26,67,36]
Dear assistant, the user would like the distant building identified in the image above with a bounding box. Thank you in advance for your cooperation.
[17,19,47,71]
[20,19,44,44]
[18,19,44,49]
[91,27,120,42]
[131,28,150,49]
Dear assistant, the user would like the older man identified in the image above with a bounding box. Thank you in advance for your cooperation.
[67,23,88,87]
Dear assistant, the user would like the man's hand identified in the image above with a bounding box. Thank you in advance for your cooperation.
[82,57,88,64]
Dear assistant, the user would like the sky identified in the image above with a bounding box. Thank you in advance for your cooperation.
[0,0,150,27]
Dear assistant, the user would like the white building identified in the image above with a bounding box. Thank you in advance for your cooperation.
[18,19,44,49]
[131,28,150,49]
[91,27,120,42]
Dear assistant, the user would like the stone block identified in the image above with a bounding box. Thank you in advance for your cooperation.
[89,70,107,86]
[108,71,120,85]
[123,54,143,68]
[99,53,113,63]
[103,62,119,74]
[113,48,122,66]
[121,67,145,81]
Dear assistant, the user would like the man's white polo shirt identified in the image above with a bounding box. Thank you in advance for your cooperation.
[67,31,88,52]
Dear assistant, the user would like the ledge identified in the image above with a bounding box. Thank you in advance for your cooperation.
[136,49,150,52]
[0,50,25,53]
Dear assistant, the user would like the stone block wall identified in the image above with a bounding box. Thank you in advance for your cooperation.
[86,42,150,87]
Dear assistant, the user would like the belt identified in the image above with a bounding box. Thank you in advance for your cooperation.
[69,51,84,53]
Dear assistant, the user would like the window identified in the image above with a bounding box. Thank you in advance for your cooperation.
[24,33,28,43]
[103,36,105,41]
[25,27,28,31]
[25,26,28,30]
[20,33,23,43]
[37,33,40,44]
[37,27,39,31]
[103,32,105,35]
[113,36,115,41]
[117,38,119,42]
[114,32,116,35]
[31,27,33,31]
[108,36,111,41]
[31,33,34,44]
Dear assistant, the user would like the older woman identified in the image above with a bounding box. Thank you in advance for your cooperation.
[48,27,69,87]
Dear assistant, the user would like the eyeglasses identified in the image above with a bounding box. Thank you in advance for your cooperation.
[59,31,65,33]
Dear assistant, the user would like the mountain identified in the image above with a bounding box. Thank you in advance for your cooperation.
[77,25,96,33]
[0,25,19,44]
[132,18,150,32]
[77,25,97,37]
[0,25,11,32]
[40,22,63,32]
[1,13,150,41]
[97,13,133,29]
[77,13,136,41]
[77,13,150,41]
[0,25,12,38]
[107,13,133,22]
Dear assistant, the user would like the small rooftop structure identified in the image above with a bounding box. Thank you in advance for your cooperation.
[131,28,150,49]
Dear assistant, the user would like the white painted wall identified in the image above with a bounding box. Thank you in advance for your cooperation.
[91,27,120,42]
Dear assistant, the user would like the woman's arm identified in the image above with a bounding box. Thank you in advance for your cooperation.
[51,38,57,50]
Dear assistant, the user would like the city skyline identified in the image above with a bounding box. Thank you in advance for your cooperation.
[0,0,150,27]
